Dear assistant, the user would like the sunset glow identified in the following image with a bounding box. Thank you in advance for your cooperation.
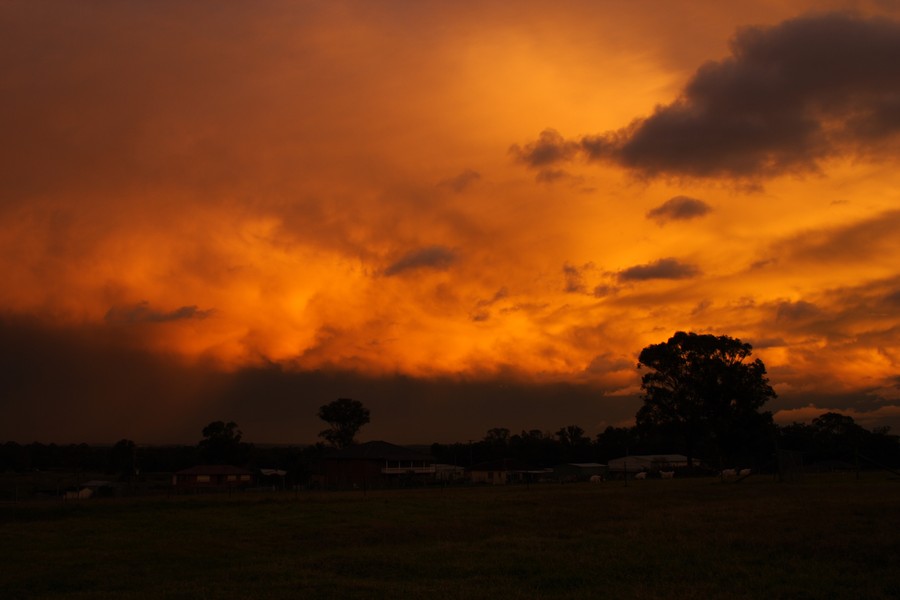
[3,1,900,443]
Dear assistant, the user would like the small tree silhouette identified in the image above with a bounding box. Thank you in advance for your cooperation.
[318,399,370,449]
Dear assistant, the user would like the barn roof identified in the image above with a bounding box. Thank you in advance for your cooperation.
[327,441,434,462]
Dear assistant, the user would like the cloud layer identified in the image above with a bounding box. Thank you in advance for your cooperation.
[519,13,900,180]
[2,3,900,442]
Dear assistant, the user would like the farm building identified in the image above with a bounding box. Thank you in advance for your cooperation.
[468,458,550,485]
[172,465,255,489]
[553,463,607,482]
[315,441,436,489]
[434,463,466,482]
[607,454,690,475]
[63,480,119,500]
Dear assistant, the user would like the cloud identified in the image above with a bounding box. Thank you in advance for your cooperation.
[519,13,900,180]
[563,263,589,293]
[773,403,900,429]
[510,128,580,168]
[617,258,700,282]
[105,302,213,324]
[646,195,712,223]
[774,300,822,323]
[762,209,900,266]
[592,284,616,298]
[535,169,576,184]
[471,288,510,322]
[383,245,458,276]
[0,315,637,444]
[440,169,481,193]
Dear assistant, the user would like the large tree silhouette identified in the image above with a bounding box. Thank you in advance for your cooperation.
[636,331,776,468]
[318,398,370,448]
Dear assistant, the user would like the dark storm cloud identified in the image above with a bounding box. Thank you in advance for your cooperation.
[472,287,510,320]
[476,287,509,308]
[775,300,822,323]
[585,12,900,178]
[563,263,590,293]
[518,13,900,180]
[509,129,580,168]
[592,284,616,298]
[105,302,213,324]
[646,196,712,223]
[760,209,900,266]
[617,258,700,281]
[0,314,224,444]
[751,336,788,349]
[0,315,633,444]
[585,353,634,376]
[440,169,481,193]
[383,245,457,276]
[535,169,577,184]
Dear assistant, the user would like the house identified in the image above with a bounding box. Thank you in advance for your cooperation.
[553,463,607,482]
[172,465,255,489]
[315,441,436,489]
[63,480,119,500]
[468,458,548,485]
[607,454,690,476]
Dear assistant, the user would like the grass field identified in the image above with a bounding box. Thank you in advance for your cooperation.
[2,474,899,599]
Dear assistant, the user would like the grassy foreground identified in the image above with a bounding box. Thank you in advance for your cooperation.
[2,474,899,599]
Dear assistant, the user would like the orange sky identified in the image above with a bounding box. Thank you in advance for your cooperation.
[2,1,900,443]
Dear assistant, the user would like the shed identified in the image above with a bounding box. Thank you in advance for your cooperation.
[607,454,689,475]
[468,458,542,485]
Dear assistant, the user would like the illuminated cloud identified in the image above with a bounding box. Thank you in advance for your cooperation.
[3,2,900,442]
[383,246,458,276]
[773,403,900,429]
[646,196,712,223]
[617,258,701,282]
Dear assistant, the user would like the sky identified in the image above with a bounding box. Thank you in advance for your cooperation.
[3,0,900,445]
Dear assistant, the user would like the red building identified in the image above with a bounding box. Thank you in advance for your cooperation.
[316,441,435,489]
[172,465,255,490]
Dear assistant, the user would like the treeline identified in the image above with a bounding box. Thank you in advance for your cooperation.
[0,438,325,484]
[430,413,900,471]
[1,412,897,479]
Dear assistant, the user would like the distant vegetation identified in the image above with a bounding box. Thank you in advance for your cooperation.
[1,333,897,485]
[1,411,896,484]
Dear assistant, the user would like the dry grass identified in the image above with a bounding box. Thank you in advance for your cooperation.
[2,473,898,598]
